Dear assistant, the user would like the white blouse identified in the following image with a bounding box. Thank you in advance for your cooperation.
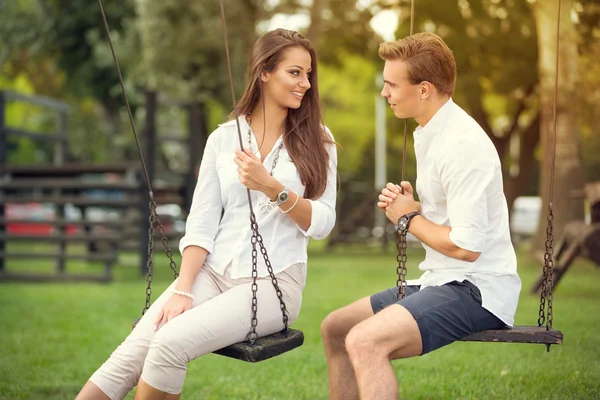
[179,117,337,282]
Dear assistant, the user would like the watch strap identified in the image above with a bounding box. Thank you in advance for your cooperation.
[397,211,420,233]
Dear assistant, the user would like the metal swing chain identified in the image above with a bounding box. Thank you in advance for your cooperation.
[396,229,408,300]
[142,204,156,314]
[396,0,415,300]
[139,201,181,316]
[246,214,290,343]
[538,210,554,329]
[156,212,180,279]
[142,202,180,315]
[218,0,289,344]
[96,0,179,317]
[538,0,562,347]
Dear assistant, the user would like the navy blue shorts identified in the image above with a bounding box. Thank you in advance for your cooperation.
[370,280,506,355]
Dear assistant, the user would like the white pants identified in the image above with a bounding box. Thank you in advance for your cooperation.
[89,263,304,399]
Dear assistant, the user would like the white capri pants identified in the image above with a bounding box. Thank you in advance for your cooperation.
[89,263,303,399]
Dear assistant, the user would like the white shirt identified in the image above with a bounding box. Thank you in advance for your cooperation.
[407,99,522,326]
[179,117,337,283]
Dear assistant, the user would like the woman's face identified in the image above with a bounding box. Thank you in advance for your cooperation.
[261,46,312,110]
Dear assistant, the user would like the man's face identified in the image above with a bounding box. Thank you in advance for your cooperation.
[381,59,422,120]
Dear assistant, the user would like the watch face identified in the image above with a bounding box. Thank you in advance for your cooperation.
[398,217,408,231]
[279,191,289,203]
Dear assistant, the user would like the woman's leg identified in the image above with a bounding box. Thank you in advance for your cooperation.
[135,265,303,398]
[75,266,222,400]
[134,379,181,400]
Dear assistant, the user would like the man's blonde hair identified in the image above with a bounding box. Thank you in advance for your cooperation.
[379,32,456,96]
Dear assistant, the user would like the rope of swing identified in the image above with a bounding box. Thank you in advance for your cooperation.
[538,0,562,335]
[96,0,178,317]
[217,0,290,342]
[395,0,415,300]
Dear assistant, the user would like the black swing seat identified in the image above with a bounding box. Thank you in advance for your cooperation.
[133,318,303,363]
[462,325,563,345]
[213,329,304,363]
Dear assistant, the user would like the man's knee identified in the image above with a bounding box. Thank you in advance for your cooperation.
[344,323,387,363]
[321,297,374,344]
[345,305,423,362]
[345,326,369,361]
[321,308,351,343]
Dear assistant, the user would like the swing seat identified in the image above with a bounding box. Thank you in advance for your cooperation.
[133,318,303,362]
[213,328,304,363]
[462,325,563,345]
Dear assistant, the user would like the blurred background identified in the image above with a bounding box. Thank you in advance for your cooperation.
[1,1,600,399]
[1,0,599,278]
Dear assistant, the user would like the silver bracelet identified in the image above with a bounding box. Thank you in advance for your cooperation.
[172,289,195,300]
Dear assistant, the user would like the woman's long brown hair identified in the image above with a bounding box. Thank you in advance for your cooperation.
[233,29,333,200]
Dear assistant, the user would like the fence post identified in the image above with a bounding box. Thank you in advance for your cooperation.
[55,109,68,273]
[0,92,5,272]
[55,111,67,165]
[185,102,207,213]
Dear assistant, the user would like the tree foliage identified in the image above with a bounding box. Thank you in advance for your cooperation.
[1,0,599,240]
[135,0,259,104]
[1,0,135,103]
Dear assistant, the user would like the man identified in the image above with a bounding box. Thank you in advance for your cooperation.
[321,32,522,400]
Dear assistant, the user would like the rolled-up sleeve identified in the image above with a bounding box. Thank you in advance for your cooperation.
[297,139,338,240]
[178,135,222,255]
[440,140,493,253]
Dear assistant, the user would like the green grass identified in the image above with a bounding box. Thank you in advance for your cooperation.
[1,244,599,399]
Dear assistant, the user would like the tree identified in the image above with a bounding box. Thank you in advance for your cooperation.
[531,0,585,256]
[135,0,260,104]
[579,40,600,182]
[265,0,383,65]
[1,0,136,109]
[0,0,66,97]
[277,0,543,245]
[577,0,600,182]
[391,0,542,212]
[0,0,137,160]
[306,0,325,43]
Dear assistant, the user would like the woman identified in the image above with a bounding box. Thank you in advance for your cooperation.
[76,28,337,400]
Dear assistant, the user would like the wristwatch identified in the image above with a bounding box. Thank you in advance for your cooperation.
[271,186,289,206]
[397,211,420,234]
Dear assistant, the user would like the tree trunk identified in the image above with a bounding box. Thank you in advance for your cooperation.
[531,0,585,258]
[504,113,541,213]
[307,0,325,44]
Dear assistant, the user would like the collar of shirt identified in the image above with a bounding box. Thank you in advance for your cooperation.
[416,97,454,135]
[219,116,285,161]
[413,98,454,160]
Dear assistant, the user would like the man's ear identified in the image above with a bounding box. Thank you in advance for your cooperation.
[420,81,433,99]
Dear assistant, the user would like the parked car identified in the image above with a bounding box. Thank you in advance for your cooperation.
[510,196,542,243]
